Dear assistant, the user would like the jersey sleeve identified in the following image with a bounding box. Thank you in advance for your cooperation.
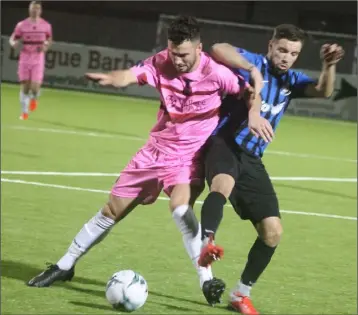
[235,47,260,65]
[217,64,248,95]
[291,71,318,99]
[46,23,53,39]
[129,55,158,88]
[12,22,23,39]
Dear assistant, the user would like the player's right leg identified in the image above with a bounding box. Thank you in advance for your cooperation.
[27,194,141,287]
[18,65,31,120]
[27,144,160,288]
[228,152,282,315]
[29,62,44,112]
[198,135,238,268]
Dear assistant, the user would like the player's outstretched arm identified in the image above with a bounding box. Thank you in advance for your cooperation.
[304,43,344,98]
[210,43,264,99]
[86,70,138,88]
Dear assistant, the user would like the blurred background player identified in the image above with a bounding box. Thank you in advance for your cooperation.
[9,1,52,120]
[26,16,262,306]
[198,24,344,314]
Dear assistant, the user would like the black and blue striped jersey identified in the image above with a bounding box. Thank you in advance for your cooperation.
[214,47,317,158]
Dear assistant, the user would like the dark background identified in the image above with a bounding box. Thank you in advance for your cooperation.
[1,1,357,73]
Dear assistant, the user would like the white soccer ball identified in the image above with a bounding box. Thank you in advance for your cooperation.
[105,270,148,312]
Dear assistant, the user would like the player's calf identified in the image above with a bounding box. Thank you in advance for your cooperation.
[27,195,138,288]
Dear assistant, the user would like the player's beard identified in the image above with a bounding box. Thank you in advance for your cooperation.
[268,57,289,75]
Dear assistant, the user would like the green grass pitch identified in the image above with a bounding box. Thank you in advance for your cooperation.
[1,83,357,314]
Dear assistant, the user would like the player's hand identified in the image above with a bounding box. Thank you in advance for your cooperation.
[38,41,50,52]
[248,113,274,143]
[10,40,19,49]
[249,66,264,99]
[320,44,344,66]
[86,73,114,86]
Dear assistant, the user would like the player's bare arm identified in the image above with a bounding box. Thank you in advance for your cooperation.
[9,33,20,49]
[86,70,138,88]
[245,90,274,143]
[42,36,53,52]
[211,43,264,98]
[304,43,344,98]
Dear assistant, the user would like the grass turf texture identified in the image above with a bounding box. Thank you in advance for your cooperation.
[1,83,357,314]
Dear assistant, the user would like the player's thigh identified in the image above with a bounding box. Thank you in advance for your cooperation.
[111,144,163,206]
[18,63,31,86]
[164,158,205,211]
[204,135,238,195]
[230,152,280,224]
[30,63,45,88]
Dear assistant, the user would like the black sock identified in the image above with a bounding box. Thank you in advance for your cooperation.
[201,191,227,240]
[241,237,277,286]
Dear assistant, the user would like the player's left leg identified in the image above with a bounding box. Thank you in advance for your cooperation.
[29,62,44,112]
[198,135,239,268]
[163,161,225,306]
[18,62,31,120]
[228,152,282,315]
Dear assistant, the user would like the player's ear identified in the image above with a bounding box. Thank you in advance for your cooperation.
[197,42,203,52]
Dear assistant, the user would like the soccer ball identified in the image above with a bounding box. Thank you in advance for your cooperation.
[105,270,148,312]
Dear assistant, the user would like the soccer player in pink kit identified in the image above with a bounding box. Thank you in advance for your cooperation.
[27,16,262,305]
[9,1,52,120]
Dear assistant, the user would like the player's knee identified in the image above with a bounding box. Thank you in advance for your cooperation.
[30,84,40,95]
[169,184,191,212]
[102,203,118,221]
[21,82,31,94]
[210,174,235,199]
[102,195,128,222]
[258,217,283,247]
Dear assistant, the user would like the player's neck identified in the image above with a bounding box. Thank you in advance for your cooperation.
[29,17,40,23]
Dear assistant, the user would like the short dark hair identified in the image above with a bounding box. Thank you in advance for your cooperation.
[167,16,200,45]
[30,1,42,5]
[272,24,306,44]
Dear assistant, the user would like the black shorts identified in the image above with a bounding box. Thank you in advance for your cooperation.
[204,135,280,225]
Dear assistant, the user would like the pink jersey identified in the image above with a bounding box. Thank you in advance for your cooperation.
[130,50,247,157]
[12,18,52,64]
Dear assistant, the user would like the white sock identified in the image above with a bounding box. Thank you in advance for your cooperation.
[20,91,30,113]
[172,205,213,288]
[57,209,115,270]
[236,280,252,297]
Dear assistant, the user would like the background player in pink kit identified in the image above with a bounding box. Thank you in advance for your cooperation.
[27,16,265,305]
[9,1,52,120]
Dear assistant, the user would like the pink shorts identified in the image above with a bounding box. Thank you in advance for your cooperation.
[18,62,44,83]
[111,142,204,205]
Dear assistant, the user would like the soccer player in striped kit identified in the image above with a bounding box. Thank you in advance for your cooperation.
[9,1,52,120]
[198,24,344,314]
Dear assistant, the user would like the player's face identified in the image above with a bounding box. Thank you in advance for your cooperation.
[29,3,42,19]
[168,40,202,73]
[268,38,302,72]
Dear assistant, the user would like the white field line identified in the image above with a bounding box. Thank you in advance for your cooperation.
[1,178,356,221]
[1,171,357,183]
[5,125,357,164]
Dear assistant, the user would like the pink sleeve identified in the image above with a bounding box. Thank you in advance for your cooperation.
[129,55,158,88]
[46,23,53,38]
[217,65,248,95]
[12,22,22,39]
